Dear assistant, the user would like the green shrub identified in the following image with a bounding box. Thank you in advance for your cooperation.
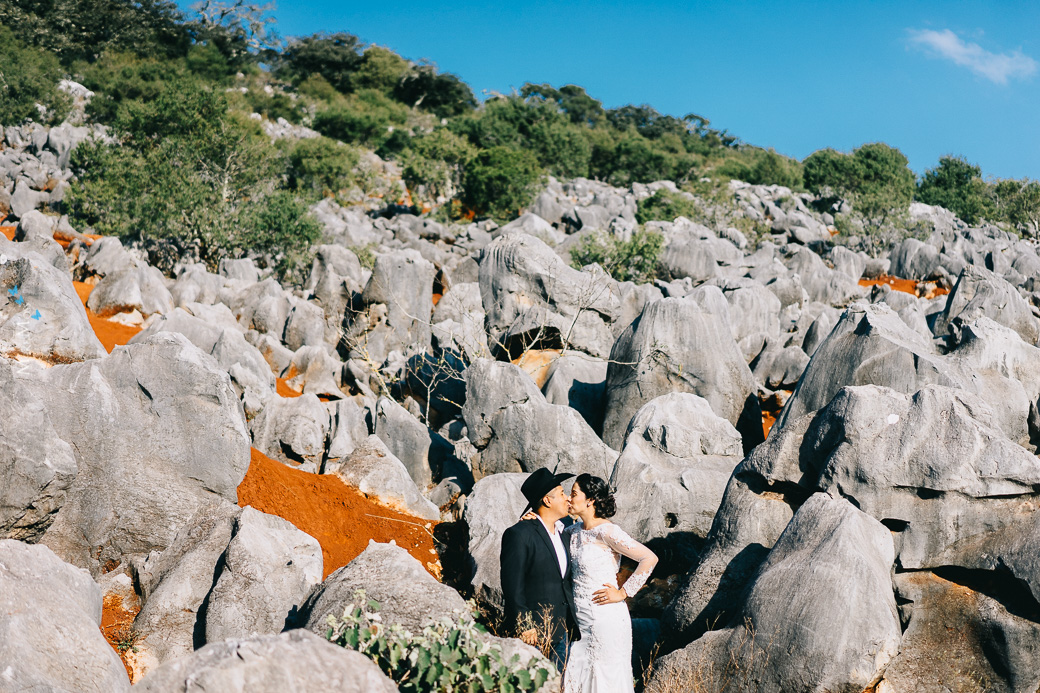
[916,155,994,225]
[460,146,543,221]
[240,190,322,280]
[718,148,803,189]
[394,65,477,118]
[635,188,699,224]
[0,26,71,126]
[993,179,1040,235]
[276,32,363,93]
[325,590,555,693]
[313,89,409,148]
[570,229,664,284]
[352,46,411,94]
[401,129,476,201]
[80,52,188,124]
[285,136,361,198]
[802,143,914,229]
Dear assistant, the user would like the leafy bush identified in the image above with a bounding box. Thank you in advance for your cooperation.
[636,188,700,224]
[240,190,322,280]
[916,155,994,225]
[276,32,363,92]
[802,143,914,228]
[401,129,476,202]
[460,146,543,221]
[325,590,555,693]
[353,46,411,94]
[0,26,71,126]
[313,89,409,148]
[718,148,803,189]
[993,179,1040,235]
[570,229,664,284]
[394,65,477,118]
[285,136,361,198]
[80,52,188,124]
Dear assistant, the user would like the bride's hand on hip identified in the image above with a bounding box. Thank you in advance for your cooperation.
[592,584,627,605]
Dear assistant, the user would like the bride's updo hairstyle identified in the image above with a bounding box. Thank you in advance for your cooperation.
[575,474,616,519]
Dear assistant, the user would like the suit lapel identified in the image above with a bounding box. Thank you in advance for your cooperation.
[528,519,563,577]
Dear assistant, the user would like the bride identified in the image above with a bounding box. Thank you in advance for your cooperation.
[562,473,658,693]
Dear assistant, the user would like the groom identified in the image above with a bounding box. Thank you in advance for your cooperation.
[500,468,579,671]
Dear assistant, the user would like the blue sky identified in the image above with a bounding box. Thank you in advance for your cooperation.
[184,1,1040,180]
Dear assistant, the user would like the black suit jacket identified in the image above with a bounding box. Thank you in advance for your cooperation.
[500,518,579,642]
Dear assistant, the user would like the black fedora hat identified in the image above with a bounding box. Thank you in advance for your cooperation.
[520,467,575,516]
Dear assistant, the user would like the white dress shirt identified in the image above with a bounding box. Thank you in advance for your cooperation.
[537,517,568,577]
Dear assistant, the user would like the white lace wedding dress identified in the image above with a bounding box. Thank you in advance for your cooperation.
[562,521,658,693]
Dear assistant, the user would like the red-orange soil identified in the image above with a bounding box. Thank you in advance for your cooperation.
[859,275,950,300]
[512,349,562,389]
[73,281,142,353]
[0,225,15,241]
[760,390,792,438]
[101,593,140,683]
[275,377,302,397]
[237,448,441,579]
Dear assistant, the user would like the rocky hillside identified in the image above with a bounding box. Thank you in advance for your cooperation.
[5,102,1040,692]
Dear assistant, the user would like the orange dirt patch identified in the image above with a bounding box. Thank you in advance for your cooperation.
[858,275,949,300]
[512,348,561,389]
[0,225,15,241]
[237,448,441,579]
[760,389,792,438]
[73,281,142,353]
[275,377,302,397]
[101,593,140,683]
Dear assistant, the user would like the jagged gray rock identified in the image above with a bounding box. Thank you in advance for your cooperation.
[87,263,174,317]
[650,493,899,693]
[204,506,323,643]
[133,629,397,693]
[0,239,106,362]
[461,358,542,449]
[933,264,1040,345]
[610,393,744,546]
[464,472,529,615]
[540,353,608,434]
[0,539,130,692]
[602,296,760,451]
[327,435,441,520]
[479,233,620,359]
[0,359,77,541]
[249,393,330,468]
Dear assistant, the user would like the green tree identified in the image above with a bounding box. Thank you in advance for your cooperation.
[401,129,476,202]
[460,146,543,221]
[276,32,363,92]
[993,179,1040,235]
[393,64,476,117]
[803,147,854,199]
[847,142,915,229]
[0,0,189,64]
[351,46,410,94]
[0,25,71,126]
[916,155,994,225]
[285,136,361,198]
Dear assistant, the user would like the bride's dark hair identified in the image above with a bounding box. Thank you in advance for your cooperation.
[575,474,616,519]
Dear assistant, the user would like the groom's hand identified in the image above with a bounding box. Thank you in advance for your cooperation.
[592,584,627,605]
[520,628,538,645]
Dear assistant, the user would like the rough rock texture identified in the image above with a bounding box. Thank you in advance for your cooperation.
[249,393,330,468]
[463,472,529,615]
[0,359,77,541]
[0,539,130,692]
[540,353,608,434]
[133,629,397,693]
[933,264,1040,345]
[0,239,107,362]
[299,540,467,634]
[373,395,463,491]
[204,506,323,643]
[650,494,899,693]
[87,263,174,317]
[12,333,251,574]
[326,434,441,520]
[479,233,620,359]
[132,501,242,673]
[603,296,760,451]
[610,393,743,546]
[461,358,542,449]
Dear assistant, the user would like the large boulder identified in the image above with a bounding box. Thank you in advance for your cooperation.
[373,396,466,491]
[540,353,608,435]
[249,393,330,468]
[610,393,743,547]
[479,233,621,359]
[0,539,130,692]
[463,472,529,616]
[204,506,323,643]
[133,629,397,693]
[132,501,242,673]
[0,359,77,541]
[933,264,1040,345]
[649,493,900,693]
[87,263,174,318]
[0,239,106,362]
[461,358,542,449]
[299,540,468,634]
[13,332,251,574]
[326,435,441,520]
[602,296,760,451]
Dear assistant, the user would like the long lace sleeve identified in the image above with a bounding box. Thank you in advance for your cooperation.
[602,524,658,597]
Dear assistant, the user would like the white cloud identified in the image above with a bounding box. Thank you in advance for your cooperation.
[909,28,1037,84]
